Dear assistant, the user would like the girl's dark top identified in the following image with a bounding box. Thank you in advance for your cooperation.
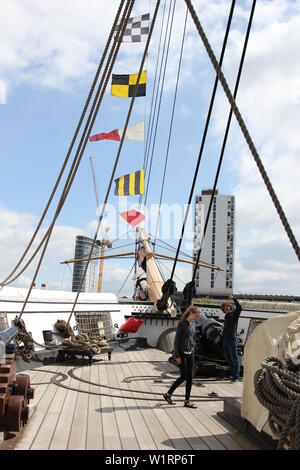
[174,319,196,358]
[223,298,242,339]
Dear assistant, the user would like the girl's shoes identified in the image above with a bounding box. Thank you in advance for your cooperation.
[163,393,175,405]
[184,400,197,408]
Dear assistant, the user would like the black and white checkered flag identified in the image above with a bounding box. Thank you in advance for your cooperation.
[115,13,150,43]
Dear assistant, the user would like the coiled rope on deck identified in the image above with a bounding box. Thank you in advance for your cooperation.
[61,333,108,354]
[254,356,300,450]
[14,317,108,361]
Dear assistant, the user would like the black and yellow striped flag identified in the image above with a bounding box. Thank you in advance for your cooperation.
[114,169,145,196]
[111,71,146,98]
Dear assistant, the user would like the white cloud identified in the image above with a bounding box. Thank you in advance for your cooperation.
[0,203,138,295]
[0,202,84,289]
[0,0,124,92]
[1,1,300,295]
[0,79,6,103]
[205,1,300,295]
[0,0,263,94]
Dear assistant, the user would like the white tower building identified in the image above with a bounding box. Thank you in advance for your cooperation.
[194,189,235,295]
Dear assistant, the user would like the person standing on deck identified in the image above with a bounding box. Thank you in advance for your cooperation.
[163,306,201,409]
[220,295,242,382]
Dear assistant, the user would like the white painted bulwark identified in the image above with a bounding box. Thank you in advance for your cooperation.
[0,286,123,347]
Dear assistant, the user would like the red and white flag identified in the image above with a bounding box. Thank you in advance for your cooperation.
[89,121,144,142]
[120,210,145,227]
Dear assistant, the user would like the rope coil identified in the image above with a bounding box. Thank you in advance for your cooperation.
[254,356,300,450]
[61,333,108,354]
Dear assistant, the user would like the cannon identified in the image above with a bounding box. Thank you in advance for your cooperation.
[193,316,243,377]
[0,326,34,434]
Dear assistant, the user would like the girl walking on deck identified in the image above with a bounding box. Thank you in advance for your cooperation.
[163,306,201,408]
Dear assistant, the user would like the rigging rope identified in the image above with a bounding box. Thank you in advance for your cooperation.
[0,0,127,287]
[117,261,136,297]
[150,235,193,259]
[168,0,236,281]
[2,0,131,289]
[153,5,188,247]
[185,0,300,263]
[66,0,161,327]
[17,0,135,319]
[144,0,177,204]
[192,0,256,282]
[144,0,167,167]
[138,0,167,214]
[143,0,173,177]
[158,259,187,286]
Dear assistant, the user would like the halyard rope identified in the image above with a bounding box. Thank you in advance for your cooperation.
[184,0,300,263]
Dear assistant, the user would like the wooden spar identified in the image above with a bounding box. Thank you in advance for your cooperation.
[61,252,136,264]
[61,251,223,270]
[98,226,110,293]
[155,253,223,271]
[89,157,111,293]
[136,227,164,304]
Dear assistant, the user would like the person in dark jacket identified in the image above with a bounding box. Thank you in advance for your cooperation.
[163,306,201,408]
[220,295,242,382]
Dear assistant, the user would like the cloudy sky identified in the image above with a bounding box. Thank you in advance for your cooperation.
[1,0,300,296]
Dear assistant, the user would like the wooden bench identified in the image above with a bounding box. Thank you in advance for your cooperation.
[57,346,113,366]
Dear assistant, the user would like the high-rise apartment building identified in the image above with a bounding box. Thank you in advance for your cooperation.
[194,190,235,295]
[72,236,101,293]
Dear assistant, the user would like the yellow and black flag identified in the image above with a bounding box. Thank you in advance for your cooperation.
[114,169,145,196]
[111,71,146,98]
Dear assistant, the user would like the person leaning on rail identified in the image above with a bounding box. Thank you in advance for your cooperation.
[163,306,201,409]
[220,295,242,382]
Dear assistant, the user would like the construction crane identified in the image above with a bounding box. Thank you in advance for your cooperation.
[90,156,111,293]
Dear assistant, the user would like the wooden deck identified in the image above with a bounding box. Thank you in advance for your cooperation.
[12,347,259,450]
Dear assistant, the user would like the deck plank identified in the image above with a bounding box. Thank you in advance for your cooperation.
[49,365,83,450]
[13,347,259,451]
[85,359,104,450]
[204,399,258,450]
[15,366,61,450]
[137,348,245,450]
[104,355,140,450]
[97,357,122,450]
[120,354,173,450]
[30,366,70,450]
[129,350,192,450]
[136,349,224,450]
[67,363,90,450]
[112,357,157,450]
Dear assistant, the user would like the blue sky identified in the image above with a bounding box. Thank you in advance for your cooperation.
[1,0,300,295]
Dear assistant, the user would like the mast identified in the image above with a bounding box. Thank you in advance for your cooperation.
[90,156,111,293]
[90,156,100,210]
[98,226,110,293]
[136,227,176,313]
